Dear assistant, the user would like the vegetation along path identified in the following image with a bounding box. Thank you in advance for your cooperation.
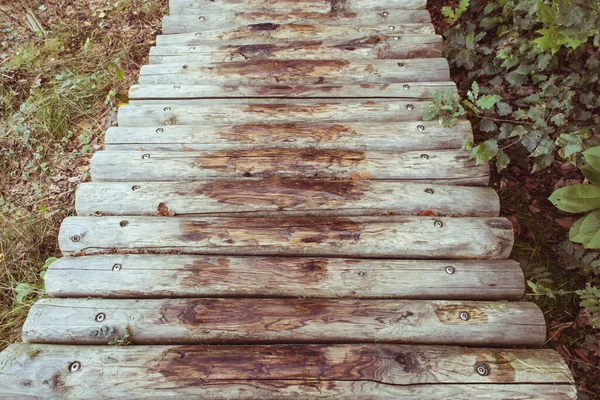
[0,0,579,398]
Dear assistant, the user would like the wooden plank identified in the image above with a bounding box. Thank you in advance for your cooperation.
[155,25,436,47]
[129,82,456,99]
[104,121,472,152]
[45,255,523,299]
[148,36,444,63]
[117,99,437,127]
[162,10,432,34]
[0,345,575,400]
[23,298,544,346]
[57,216,514,258]
[89,149,489,185]
[75,180,499,217]
[169,0,429,15]
[137,59,450,86]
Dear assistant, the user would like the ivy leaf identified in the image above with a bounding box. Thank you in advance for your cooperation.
[479,118,497,132]
[476,94,502,110]
[470,139,498,165]
[532,153,554,172]
[534,28,566,54]
[549,184,600,213]
[510,125,528,138]
[496,102,513,116]
[15,283,35,305]
[537,53,553,70]
[551,113,566,126]
[496,149,510,171]
[536,0,557,25]
[462,140,474,151]
[422,108,438,121]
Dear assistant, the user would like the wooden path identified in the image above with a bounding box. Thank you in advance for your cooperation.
[0,0,576,398]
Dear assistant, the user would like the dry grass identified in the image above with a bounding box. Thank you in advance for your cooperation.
[0,0,167,350]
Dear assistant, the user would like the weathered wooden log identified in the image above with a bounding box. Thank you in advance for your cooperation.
[162,10,432,34]
[23,298,544,346]
[129,82,455,99]
[169,0,429,15]
[57,216,513,258]
[117,99,435,127]
[89,149,489,184]
[155,24,436,47]
[0,344,575,399]
[45,255,522,299]
[137,59,449,87]
[75,180,499,217]
[104,121,472,152]
[149,36,444,63]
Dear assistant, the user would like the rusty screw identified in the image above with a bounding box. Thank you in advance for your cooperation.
[434,220,444,228]
[95,313,106,323]
[459,311,470,321]
[69,362,82,373]
[475,363,490,376]
[445,266,456,274]
[112,264,122,272]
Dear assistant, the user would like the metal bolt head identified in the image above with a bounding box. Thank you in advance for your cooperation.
[164,120,174,126]
[459,311,470,321]
[112,263,122,272]
[120,220,129,227]
[95,313,106,322]
[189,47,196,50]
[393,36,399,40]
[195,32,202,37]
[420,153,429,160]
[182,65,189,70]
[156,128,164,134]
[199,16,206,20]
[424,188,435,195]
[382,11,389,16]
[132,185,140,191]
[434,220,444,228]
[69,361,82,373]
[475,363,490,376]
[406,104,414,111]
[417,125,425,131]
[173,85,180,89]
[445,266,456,274]
[71,235,81,242]
[142,154,150,160]
[163,107,171,111]
[389,25,395,30]
[403,84,410,90]
[397,62,406,67]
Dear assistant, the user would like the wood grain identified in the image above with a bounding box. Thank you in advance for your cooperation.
[89,149,489,185]
[162,10,432,34]
[155,24,436,47]
[75,180,499,217]
[104,121,472,152]
[149,36,443,63]
[117,99,434,126]
[57,216,514,259]
[137,59,450,86]
[45,255,523,299]
[169,0,429,14]
[0,344,575,399]
[23,298,544,345]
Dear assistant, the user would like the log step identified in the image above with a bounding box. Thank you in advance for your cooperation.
[75,180,499,217]
[137,59,450,86]
[23,298,544,346]
[104,121,472,152]
[89,150,489,185]
[57,216,514,258]
[169,0,428,14]
[148,36,444,63]
[0,344,575,399]
[155,24,436,47]
[45,255,524,299]
[117,99,433,126]
[162,10,432,34]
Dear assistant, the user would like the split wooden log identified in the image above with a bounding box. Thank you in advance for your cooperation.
[23,298,544,346]
[117,99,436,126]
[155,24,436,47]
[75,180,499,217]
[169,0,429,15]
[137,59,450,86]
[57,216,514,259]
[0,344,575,399]
[129,82,455,99]
[162,10,432,34]
[148,36,444,63]
[45,255,523,299]
[104,121,472,152]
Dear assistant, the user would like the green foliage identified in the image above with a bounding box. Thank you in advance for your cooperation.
[442,0,470,25]
[440,0,600,172]
[576,284,600,328]
[550,147,600,249]
[422,88,466,127]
